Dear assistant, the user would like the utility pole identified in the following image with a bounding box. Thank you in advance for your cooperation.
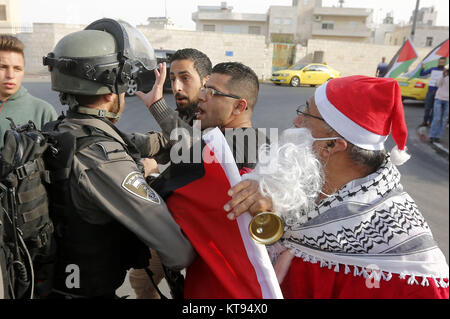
[411,0,420,41]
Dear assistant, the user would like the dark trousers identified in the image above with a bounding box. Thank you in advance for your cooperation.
[423,87,438,125]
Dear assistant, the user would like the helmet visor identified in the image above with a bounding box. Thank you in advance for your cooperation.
[118,20,157,71]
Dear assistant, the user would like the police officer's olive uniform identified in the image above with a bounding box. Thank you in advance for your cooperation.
[64,115,193,265]
[47,113,194,298]
[42,18,196,298]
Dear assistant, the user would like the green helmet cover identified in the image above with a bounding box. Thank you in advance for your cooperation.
[44,18,156,96]
[49,30,118,95]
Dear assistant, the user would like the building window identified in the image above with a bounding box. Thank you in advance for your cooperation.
[426,37,433,47]
[223,25,241,34]
[274,18,282,25]
[322,23,334,30]
[248,26,261,35]
[284,18,292,25]
[203,24,216,32]
[0,5,7,21]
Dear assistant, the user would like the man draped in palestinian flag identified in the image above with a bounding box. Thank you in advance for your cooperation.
[149,62,282,298]
[383,37,418,79]
[225,76,449,299]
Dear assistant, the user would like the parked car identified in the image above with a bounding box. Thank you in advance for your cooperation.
[271,63,341,87]
[126,49,176,96]
[395,74,429,101]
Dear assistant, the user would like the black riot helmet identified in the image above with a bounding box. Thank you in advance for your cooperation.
[43,18,156,96]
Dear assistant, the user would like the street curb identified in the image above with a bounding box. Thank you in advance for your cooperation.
[416,126,449,161]
[430,141,449,159]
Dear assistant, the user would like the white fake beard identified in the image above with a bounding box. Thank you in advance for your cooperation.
[244,128,324,226]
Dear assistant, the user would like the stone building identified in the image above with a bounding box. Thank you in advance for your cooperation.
[0,0,20,34]
[373,12,396,45]
[386,24,449,48]
[192,2,267,36]
[307,5,372,43]
[192,0,373,45]
[382,6,448,48]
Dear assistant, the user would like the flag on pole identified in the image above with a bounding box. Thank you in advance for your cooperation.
[384,37,419,78]
[407,39,449,80]
[152,128,283,299]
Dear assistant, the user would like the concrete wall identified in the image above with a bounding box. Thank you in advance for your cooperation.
[295,0,320,45]
[17,23,274,80]
[137,26,274,80]
[373,23,396,45]
[16,23,84,74]
[268,6,297,38]
[301,39,434,77]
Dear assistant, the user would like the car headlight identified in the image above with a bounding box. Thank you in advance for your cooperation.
[277,74,289,77]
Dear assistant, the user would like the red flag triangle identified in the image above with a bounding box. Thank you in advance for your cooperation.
[435,39,449,58]
[398,39,418,62]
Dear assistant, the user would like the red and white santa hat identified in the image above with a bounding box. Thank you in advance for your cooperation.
[314,75,410,165]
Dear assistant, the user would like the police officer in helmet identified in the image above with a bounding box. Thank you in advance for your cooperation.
[42,18,194,298]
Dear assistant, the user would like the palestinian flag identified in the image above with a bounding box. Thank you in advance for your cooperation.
[152,128,282,299]
[407,39,449,79]
[384,38,418,78]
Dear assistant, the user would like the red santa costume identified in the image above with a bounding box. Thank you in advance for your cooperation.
[270,76,449,299]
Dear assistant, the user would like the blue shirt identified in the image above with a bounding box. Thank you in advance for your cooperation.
[377,62,388,77]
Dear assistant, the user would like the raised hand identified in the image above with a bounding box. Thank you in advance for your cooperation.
[136,62,167,108]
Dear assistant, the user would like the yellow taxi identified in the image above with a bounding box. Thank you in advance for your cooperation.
[395,74,429,101]
[271,63,341,87]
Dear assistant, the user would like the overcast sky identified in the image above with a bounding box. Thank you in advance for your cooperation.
[19,0,449,28]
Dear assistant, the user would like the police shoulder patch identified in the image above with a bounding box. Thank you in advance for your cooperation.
[121,171,161,204]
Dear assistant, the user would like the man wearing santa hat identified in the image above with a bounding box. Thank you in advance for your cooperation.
[225,75,449,299]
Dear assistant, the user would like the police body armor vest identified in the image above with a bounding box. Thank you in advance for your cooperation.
[43,116,150,297]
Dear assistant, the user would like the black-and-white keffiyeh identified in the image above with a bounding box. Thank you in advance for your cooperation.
[275,158,449,287]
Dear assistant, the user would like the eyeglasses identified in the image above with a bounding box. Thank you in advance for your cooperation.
[199,87,241,100]
[296,104,325,122]
[312,136,342,142]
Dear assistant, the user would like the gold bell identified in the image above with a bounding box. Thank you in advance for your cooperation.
[248,212,284,245]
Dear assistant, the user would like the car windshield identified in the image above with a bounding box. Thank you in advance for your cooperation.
[289,63,307,71]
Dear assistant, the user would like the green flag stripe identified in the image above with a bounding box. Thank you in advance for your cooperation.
[408,57,449,79]
[386,60,415,78]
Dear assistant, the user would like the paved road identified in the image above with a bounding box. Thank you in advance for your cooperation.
[22,80,449,298]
